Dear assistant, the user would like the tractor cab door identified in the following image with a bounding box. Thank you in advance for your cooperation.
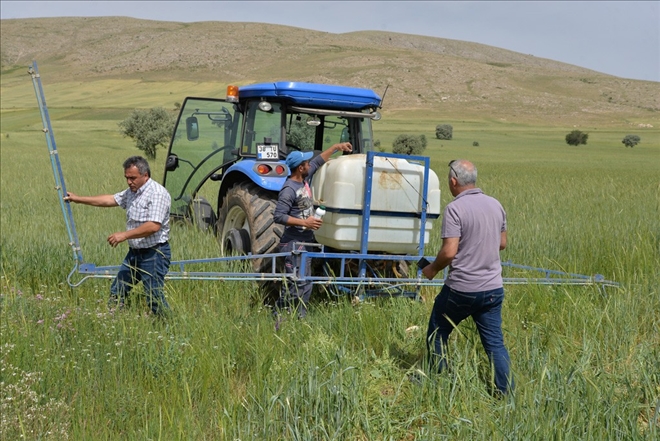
[164,97,242,222]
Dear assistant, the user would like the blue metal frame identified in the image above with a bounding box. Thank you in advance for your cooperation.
[73,251,619,299]
[30,62,619,298]
[356,151,431,280]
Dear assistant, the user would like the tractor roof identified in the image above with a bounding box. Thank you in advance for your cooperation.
[239,82,382,111]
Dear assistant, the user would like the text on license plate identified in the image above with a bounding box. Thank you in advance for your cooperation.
[257,144,279,159]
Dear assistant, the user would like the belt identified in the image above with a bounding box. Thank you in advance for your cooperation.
[130,241,168,252]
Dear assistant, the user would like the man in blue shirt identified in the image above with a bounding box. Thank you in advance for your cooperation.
[64,156,172,316]
[273,142,352,324]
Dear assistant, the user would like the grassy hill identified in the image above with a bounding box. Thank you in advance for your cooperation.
[1,16,659,126]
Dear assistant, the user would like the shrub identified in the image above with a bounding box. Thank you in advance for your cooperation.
[435,124,453,140]
[565,130,588,146]
[392,134,425,155]
[622,134,641,148]
[119,107,176,159]
[473,141,479,147]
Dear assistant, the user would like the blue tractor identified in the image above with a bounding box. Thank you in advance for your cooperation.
[163,82,385,272]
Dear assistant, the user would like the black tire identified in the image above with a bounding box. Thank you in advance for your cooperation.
[224,228,251,255]
[216,181,283,272]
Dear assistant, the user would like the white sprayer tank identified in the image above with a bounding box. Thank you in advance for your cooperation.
[311,154,441,255]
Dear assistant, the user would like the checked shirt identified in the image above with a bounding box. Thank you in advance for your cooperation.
[113,178,171,249]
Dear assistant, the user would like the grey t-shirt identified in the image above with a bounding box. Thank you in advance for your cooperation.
[273,154,325,243]
[442,188,506,292]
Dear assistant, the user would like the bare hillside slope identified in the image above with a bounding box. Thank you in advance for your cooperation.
[1,17,658,123]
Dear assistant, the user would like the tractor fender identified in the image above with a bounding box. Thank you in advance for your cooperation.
[218,161,286,207]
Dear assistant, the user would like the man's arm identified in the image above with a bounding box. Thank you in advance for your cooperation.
[107,221,161,247]
[281,215,322,230]
[273,187,322,230]
[500,231,507,250]
[64,192,118,207]
[422,237,459,280]
[319,142,352,163]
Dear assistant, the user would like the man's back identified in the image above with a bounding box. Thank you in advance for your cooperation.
[442,188,506,292]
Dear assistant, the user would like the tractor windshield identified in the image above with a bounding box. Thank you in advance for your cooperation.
[284,109,374,155]
[240,101,375,158]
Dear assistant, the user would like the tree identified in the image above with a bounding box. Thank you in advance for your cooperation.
[419,134,427,149]
[118,107,175,159]
[435,124,453,140]
[622,134,641,148]
[287,119,315,151]
[565,130,588,146]
[392,134,426,155]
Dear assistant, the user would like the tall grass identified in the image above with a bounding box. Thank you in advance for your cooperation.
[1,78,659,439]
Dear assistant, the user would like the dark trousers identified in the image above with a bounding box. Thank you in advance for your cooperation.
[427,284,513,394]
[109,242,171,315]
[275,240,313,318]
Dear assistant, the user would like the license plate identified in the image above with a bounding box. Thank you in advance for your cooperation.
[257,144,279,160]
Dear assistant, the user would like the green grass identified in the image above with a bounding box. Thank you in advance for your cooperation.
[1,77,659,439]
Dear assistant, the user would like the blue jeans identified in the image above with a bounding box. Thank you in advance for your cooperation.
[426,284,513,394]
[110,242,171,315]
[275,240,313,319]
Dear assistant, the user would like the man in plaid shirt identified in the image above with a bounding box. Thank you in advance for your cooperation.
[65,156,172,316]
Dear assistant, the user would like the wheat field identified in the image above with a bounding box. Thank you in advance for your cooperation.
[1,69,659,439]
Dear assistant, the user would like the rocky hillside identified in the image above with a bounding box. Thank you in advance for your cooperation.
[2,17,658,123]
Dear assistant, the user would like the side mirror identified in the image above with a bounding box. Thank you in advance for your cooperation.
[165,154,179,171]
[186,116,199,141]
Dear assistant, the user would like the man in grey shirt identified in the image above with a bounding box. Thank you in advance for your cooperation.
[421,159,513,395]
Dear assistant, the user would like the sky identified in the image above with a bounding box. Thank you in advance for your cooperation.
[1,1,658,82]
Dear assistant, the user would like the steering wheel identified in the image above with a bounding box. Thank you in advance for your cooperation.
[282,142,301,160]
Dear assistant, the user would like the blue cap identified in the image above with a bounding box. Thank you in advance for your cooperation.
[285,151,314,169]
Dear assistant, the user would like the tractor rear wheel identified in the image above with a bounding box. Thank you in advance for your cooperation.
[216,181,284,262]
[216,181,284,273]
